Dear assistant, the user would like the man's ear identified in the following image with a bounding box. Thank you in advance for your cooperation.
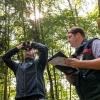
[76,32,81,38]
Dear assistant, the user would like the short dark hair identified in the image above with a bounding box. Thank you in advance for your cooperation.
[68,27,85,38]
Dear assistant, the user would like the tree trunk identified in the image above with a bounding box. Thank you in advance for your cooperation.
[97,0,100,29]
[3,66,8,100]
[47,64,55,99]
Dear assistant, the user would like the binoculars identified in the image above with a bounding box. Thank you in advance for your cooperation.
[22,41,32,50]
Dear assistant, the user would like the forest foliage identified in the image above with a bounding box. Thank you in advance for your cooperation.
[0,0,100,100]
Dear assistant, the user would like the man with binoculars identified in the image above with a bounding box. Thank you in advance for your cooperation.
[2,41,48,100]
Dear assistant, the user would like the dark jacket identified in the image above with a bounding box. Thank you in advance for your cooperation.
[2,42,48,99]
[72,38,100,100]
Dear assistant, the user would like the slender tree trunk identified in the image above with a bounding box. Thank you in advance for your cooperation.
[53,66,58,99]
[3,0,8,99]
[97,0,100,29]
[3,66,8,100]
[98,0,100,17]
[47,64,55,99]
[8,70,12,100]
[67,0,76,26]
[21,0,27,41]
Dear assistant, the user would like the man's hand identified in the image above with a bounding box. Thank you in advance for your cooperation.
[65,58,81,68]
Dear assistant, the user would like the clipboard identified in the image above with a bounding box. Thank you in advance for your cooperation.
[48,51,77,74]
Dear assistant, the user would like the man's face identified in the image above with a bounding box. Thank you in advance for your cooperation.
[24,49,35,59]
[67,32,79,48]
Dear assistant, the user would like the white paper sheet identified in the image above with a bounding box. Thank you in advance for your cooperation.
[48,56,67,66]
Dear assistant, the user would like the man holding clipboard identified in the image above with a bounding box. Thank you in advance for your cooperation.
[48,51,77,74]
[48,27,100,100]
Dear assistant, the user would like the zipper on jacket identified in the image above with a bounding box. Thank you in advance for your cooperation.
[24,70,26,97]
[23,62,26,97]
[35,60,39,93]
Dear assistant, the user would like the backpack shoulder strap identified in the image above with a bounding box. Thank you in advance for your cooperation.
[84,38,99,49]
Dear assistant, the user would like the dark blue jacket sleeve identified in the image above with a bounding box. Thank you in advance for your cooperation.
[31,42,48,67]
[2,47,19,74]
